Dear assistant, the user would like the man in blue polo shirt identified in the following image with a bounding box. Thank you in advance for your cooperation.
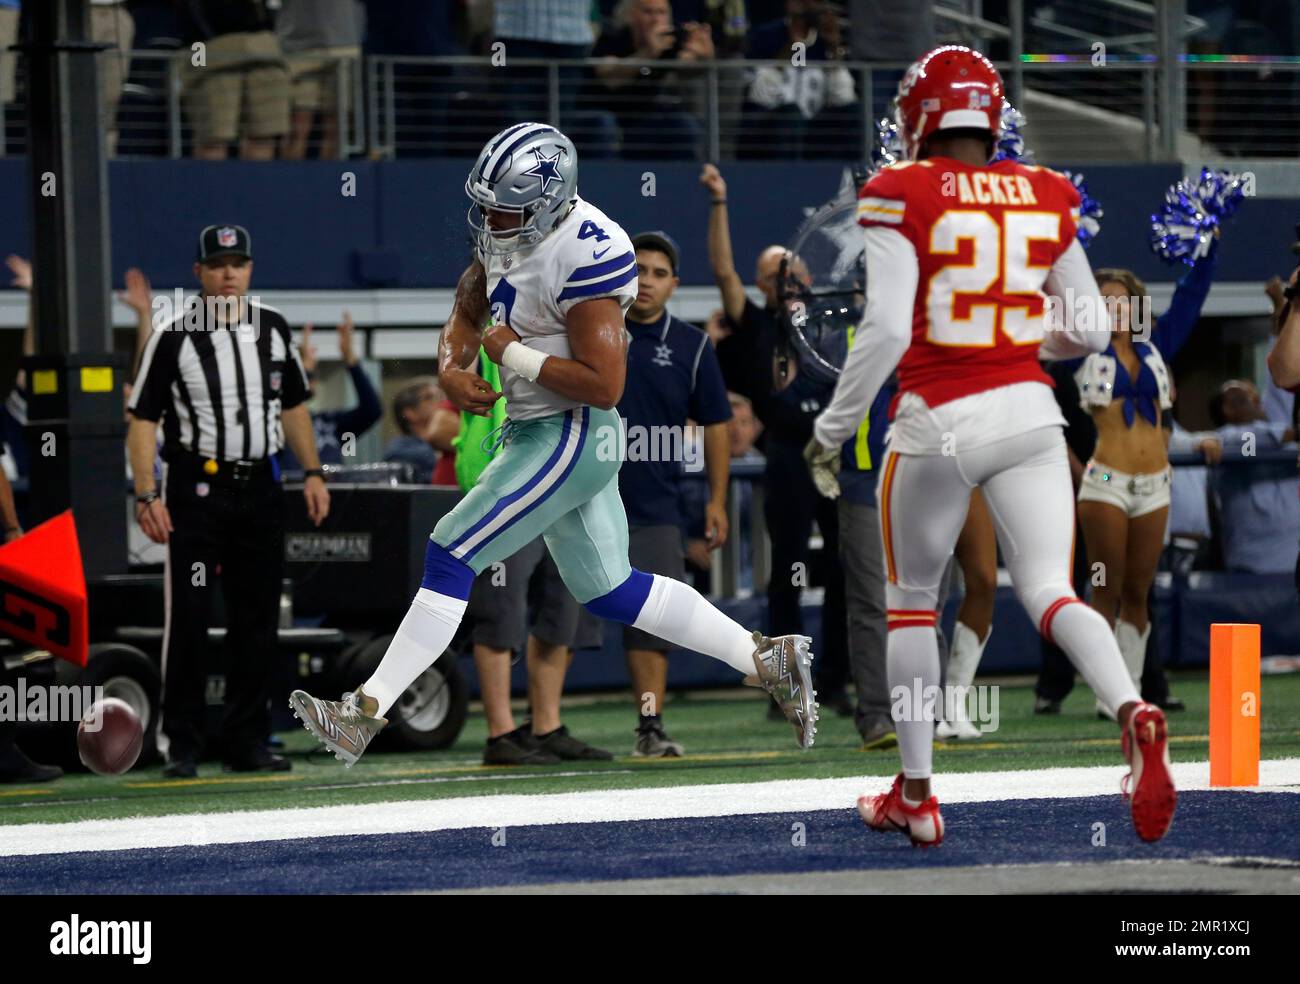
[618,230,734,756]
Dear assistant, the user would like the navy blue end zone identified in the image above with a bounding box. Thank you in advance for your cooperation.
[1,792,1295,894]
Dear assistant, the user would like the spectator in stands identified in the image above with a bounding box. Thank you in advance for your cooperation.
[492,0,619,155]
[617,230,733,756]
[726,389,762,457]
[1034,246,1216,712]
[1165,416,1221,577]
[589,0,714,159]
[90,0,134,156]
[276,0,364,160]
[738,0,858,160]
[383,377,454,483]
[178,0,291,160]
[1208,379,1300,574]
[701,162,852,716]
[359,1,468,156]
[847,0,935,119]
[278,312,382,471]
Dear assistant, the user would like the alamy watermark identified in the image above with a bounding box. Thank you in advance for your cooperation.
[150,291,262,338]
[0,681,106,729]
[891,678,1001,735]
[593,419,703,472]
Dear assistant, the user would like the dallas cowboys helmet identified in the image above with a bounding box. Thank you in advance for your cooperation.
[465,123,578,255]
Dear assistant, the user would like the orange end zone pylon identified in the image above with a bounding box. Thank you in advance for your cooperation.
[0,510,88,667]
[1209,622,1260,787]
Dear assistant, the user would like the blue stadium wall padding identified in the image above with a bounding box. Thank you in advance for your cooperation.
[0,159,1292,293]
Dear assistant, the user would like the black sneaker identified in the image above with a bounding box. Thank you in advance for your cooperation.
[535,725,613,761]
[162,757,198,779]
[483,727,561,766]
[633,723,685,757]
[224,746,291,773]
[0,745,62,783]
[1157,695,1186,712]
[1034,697,1062,715]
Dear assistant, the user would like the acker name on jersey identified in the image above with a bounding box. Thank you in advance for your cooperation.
[478,196,639,421]
[857,158,1081,410]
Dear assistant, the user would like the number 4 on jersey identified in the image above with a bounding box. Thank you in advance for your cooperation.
[577,220,610,243]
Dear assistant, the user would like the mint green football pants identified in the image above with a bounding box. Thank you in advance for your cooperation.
[431,405,631,604]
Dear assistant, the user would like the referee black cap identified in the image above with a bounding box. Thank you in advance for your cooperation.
[198,224,252,262]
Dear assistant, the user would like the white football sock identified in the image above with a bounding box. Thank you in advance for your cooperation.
[363,587,467,717]
[1114,619,1149,690]
[1049,601,1141,714]
[888,625,939,780]
[944,621,989,720]
[632,574,756,675]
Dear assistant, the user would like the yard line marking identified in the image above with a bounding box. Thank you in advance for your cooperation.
[1,758,1297,859]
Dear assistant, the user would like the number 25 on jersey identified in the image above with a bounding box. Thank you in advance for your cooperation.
[926,210,1061,348]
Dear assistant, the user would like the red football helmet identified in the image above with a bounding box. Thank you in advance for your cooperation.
[894,46,1004,161]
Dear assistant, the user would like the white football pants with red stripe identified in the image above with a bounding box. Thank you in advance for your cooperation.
[876,425,1140,779]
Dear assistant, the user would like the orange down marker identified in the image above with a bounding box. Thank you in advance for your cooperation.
[1209,623,1260,787]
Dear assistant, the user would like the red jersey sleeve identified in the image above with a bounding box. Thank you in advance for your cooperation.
[857,163,922,249]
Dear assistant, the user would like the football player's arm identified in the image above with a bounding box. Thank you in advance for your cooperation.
[1041,239,1110,361]
[812,226,918,450]
[526,297,627,410]
[439,260,500,417]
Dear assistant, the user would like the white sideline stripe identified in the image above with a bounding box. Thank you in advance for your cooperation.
[3,759,1298,859]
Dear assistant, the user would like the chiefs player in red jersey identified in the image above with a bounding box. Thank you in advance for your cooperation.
[804,46,1175,846]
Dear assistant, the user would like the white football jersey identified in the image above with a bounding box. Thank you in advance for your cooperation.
[478,196,638,421]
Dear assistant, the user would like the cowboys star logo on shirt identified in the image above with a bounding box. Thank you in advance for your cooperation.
[523,148,564,196]
[217,227,239,247]
[653,343,673,368]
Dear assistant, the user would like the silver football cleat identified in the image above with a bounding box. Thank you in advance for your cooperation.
[289,688,387,767]
[746,631,819,749]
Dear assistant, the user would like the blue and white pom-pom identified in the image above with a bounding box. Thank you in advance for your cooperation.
[1061,169,1103,249]
[873,117,902,170]
[991,100,1033,164]
[1150,168,1246,265]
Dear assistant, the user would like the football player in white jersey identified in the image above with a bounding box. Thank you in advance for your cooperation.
[291,124,820,763]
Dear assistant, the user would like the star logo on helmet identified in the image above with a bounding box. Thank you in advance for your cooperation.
[523,148,564,196]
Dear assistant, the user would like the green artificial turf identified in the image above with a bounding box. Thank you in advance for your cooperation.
[2,671,1296,827]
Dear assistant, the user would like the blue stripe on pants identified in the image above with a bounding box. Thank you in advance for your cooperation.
[448,407,589,563]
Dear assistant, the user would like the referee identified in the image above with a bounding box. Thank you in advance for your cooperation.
[127,224,330,778]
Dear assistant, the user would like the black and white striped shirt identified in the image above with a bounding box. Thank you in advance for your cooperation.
[128,300,309,461]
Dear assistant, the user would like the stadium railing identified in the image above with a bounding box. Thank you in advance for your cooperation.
[2,50,1296,165]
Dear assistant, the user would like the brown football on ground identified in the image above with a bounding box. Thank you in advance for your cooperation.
[77,697,144,776]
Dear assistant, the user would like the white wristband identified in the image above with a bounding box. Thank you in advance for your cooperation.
[501,341,548,383]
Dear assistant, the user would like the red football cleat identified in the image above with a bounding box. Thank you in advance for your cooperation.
[857,773,945,847]
[1122,703,1177,843]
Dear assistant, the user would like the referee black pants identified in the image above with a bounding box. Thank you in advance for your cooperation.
[160,461,284,762]
[764,439,849,696]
